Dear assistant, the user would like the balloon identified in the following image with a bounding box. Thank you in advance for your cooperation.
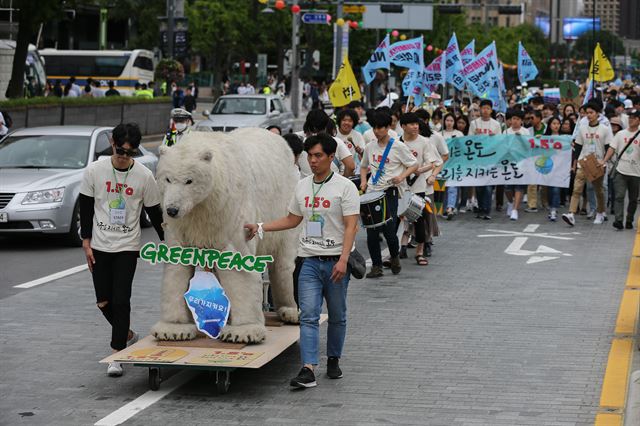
[258,0,268,3]
[291,4,300,13]
[358,20,363,27]
[386,28,392,33]
[400,34,406,41]
[349,21,358,29]
[326,14,331,23]
[391,30,399,37]
[274,0,285,10]
[427,45,433,51]
[336,18,345,26]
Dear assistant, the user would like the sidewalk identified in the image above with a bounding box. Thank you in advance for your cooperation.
[0,212,636,425]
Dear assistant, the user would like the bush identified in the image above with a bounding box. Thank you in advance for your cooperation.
[154,59,185,84]
[0,96,171,109]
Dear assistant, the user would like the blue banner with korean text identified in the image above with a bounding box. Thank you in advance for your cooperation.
[441,135,572,187]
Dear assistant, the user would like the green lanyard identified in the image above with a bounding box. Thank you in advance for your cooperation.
[111,163,132,204]
[310,172,333,217]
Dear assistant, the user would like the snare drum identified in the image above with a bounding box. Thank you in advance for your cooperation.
[397,192,413,218]
[359,191,391,228]
[348,175,361,190]
[404,195,426,222]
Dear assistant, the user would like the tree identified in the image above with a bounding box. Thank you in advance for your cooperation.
[572,30,624,62]
[6,0,60,98]
[155,59,185,85]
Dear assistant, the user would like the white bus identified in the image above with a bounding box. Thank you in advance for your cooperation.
[39,49,155,95]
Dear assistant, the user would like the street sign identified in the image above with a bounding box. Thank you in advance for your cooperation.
[343,5,365,13]
[302,12,329,24]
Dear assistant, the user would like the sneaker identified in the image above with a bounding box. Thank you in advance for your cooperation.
[290,367,317,388]
[107,362,123,377]
[506,202,513,217]
[510,210,518,221]
[390,257,401,275]
[587,210,595,219]
[126,331,139,347]
[593,213,604,225]
[458,206,467,213]
[482,215,492,220]
[613,221,624,230]
[327,357,343,379]
[562,213,575,227]
[603,212,608,222]
[549,209,557,222]
[366,266,384,279]
[524,207,538,213]
[626,222,634,230]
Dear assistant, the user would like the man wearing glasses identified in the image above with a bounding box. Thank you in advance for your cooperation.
[79,123,165,377]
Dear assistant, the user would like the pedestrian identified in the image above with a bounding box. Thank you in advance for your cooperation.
[105,81,120,97]
[172,85,185,108]
[244,133,360,388]
[336,109,366,167]
[79,123,165,377]
[503,110,531,221]
[544,116,564,221]
[601,110,640,230]
[441,113,464,219]
[53,80,63,97]
[183,87,196,113]
[360,110,418,278]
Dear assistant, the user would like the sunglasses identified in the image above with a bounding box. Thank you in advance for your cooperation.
[115,146,139,157]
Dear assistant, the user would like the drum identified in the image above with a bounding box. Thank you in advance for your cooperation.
[348,175,361,190]
[359,191,391,228]
[404,195,426,223]
[397,192,413,217]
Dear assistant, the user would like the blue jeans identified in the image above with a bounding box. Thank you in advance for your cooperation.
[548,186,561,209]
[298,257,350,366]
[446,187,458,209]
[476,186,493,214]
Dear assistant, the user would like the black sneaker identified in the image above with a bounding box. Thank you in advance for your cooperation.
[626,222,634,230]
[327,357,343,379]
[390,257,401,275]
[290,367,317,388]
[613,221,624,230]
[366,266,384,279]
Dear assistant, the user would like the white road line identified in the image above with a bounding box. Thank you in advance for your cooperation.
[13,264,88,289]
[94,370,197,426]
[523,224,540,233]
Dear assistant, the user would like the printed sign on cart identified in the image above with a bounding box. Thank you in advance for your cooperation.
[184,271,230,339]
[184,351,265,367]
[116,348,189,363]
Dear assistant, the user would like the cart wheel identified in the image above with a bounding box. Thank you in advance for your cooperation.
[216,370,231,394]
[149,367,161,391]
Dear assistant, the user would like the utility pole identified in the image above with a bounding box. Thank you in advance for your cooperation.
[291,0,300,118]
[167,0,174,59]
[334,0,344,79]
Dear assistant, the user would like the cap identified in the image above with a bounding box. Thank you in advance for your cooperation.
[170,108,192,119]
[609,117,623,128]
[624,99,633,109]
[629,110,640,119]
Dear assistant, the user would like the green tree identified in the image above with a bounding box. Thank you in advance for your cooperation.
[572,30,624,60]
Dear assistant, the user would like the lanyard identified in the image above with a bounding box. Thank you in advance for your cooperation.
[310,172,333,216]
[111,162,132,203]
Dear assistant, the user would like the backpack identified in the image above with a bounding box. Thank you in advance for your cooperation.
[1,111,12,128]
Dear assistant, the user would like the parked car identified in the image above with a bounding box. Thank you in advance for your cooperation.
[196,94,295,133]
[0,126,158,246]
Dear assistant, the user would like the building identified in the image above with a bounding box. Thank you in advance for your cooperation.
[619,0,640,39]
[437,0,551,28]
[582,0,620,35]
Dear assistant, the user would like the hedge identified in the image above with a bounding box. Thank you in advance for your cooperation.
[0,96,172,109]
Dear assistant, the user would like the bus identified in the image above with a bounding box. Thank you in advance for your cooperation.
[39,49,155,95]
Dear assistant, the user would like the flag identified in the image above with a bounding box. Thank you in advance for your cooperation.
[460,39,475,66]
[460,42,499,97]
[329,56,362,107]
[402,69,426,106]
[517,41,539,84]
[424,53,445,94]
[445,33,465,90]
[361,35,391,84]
[389,36,424,71]
[589,43,615,82]
[582,79,594,105]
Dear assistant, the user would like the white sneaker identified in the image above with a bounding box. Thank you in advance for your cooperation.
[587,210,595,219]
[458,207,466,213]
[594,213,604,224]
[107,362,123,377]
[127,331,139,347]
[549,209,557,222]
[562,212,575,226]
[510,209,518,221]
[506,202,514,216]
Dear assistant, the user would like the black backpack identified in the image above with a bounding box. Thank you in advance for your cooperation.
[2,111,13,128]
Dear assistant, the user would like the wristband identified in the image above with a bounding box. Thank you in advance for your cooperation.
[257,222,264,240]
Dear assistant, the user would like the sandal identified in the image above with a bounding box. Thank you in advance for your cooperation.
[415,255,429,266]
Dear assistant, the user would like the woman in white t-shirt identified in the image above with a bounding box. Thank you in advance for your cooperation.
[79,123,165,377]
[441,113,464,219]
[335,109,366,168]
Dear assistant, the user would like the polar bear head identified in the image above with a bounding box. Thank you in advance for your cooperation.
[156,136,216,219]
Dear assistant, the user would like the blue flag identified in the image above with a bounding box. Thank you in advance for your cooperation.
[423,53,445,94]
[460,39,475,66]
[582,79,594,105]
[389,36,424,71]
[402,69,426,106]
[517,41,538,84]
[445,33,465,90]
[486,63,507,113]
[461,42,499,97]
[361,35,391,85]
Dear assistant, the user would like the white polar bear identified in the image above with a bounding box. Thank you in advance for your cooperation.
[151,128,300,343]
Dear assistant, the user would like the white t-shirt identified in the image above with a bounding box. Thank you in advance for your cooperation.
[363,128,398,145]
[612,128,640,177]
[429,132,449,157]
[469,118,502,136]
[288,173,360,257]
[336,129,365,166]
[575,122,614,165]
[79,158,161,252]
[504,127,532,136]
[298,135,353,178]
[402,135,442,195]
[360,137,418,192]
[441,129,464,140]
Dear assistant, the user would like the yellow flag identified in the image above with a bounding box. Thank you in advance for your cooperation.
[329,56,361,107]
[589,43,615,82]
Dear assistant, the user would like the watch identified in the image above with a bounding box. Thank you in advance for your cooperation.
[257,222,264,240]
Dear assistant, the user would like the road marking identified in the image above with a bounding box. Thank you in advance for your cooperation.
[598,338,633,410]
[478,229,577,240]
[13,264,88,289]
[594,413,622,426]
[614,290,640,335]
[495,225,573,264]
[94,370,197,426]
[625,257,640,289]
[523,224,539,233]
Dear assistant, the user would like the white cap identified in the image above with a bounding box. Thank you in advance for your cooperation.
[624,99,633,109]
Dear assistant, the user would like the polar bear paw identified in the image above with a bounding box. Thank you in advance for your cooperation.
[277,306,299,324]
[219,324,266,344]
[151,321,198,341]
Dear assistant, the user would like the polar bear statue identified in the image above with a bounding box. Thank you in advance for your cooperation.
[151,128,299,343]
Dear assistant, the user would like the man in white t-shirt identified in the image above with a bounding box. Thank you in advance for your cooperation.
[562,102,614,226]
[468,99,502,219]
[601,110,640,229]
[360,110,418,278]
[503,110,532,221]
[79,123,165,377]
[336,109,365,167]
[245,133,360,389]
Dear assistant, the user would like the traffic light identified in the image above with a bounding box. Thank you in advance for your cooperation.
[498,5,522,15]
[437,5,462,14]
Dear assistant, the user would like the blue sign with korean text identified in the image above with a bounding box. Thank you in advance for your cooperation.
[184,271,230,339]
[302,13,329,24]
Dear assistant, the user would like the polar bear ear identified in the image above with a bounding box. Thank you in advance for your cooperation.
[201,150,213,162]
[158,145,169,156]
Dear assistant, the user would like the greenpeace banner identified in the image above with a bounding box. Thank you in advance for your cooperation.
[441,135,572,187]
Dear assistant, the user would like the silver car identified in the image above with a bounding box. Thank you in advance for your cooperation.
[0,126,158,246]
[196,94,295,133]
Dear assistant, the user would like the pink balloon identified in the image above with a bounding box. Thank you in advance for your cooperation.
[427,45,433,51]
[391,30,399,37]
[326,14,332,23]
